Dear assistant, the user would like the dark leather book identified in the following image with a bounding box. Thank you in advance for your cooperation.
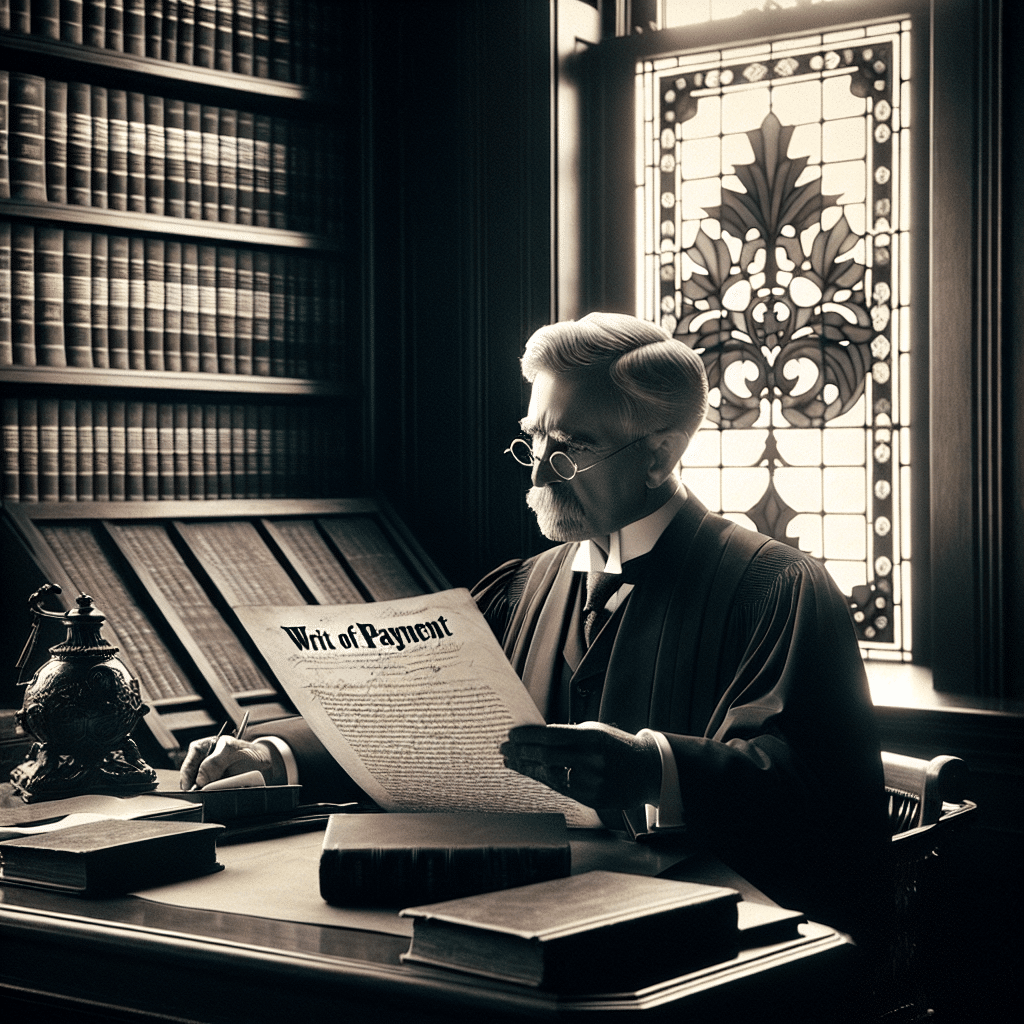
[90,84,109,208]
[126,91,146,211]
[107,88,129,210]
[0,819,224,896]
[84,0,105,48]
[35,225,67,367]
[400,870,740,993]
[108,233,130,368]
[90,230,109,368]
[319,812,571,909]
[67,80,92,206]
[9,72,47,202]
[65,229,92,369]
[44,77,68,203]
[123,0,146,57]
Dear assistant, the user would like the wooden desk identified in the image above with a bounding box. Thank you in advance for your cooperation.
[0,841,858,1024]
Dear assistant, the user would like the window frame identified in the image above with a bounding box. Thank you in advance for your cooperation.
[569,0,1017,701]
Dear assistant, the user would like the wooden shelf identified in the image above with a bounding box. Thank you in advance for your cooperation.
[0,30,318,105]
[0,200,339,251]
[0,365,352,397]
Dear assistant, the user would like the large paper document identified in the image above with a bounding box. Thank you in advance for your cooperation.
[234,590,601,828]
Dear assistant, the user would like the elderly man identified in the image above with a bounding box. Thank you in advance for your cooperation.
[183,312,888,943]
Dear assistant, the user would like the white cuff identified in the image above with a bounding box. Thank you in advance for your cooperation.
[637,728,684,831]
[254,736,300,786]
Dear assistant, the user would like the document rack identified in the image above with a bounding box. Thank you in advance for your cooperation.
[3,497,449,765]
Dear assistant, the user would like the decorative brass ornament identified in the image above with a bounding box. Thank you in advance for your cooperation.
[10,583,157,803]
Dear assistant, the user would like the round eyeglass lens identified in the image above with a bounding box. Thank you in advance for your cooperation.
[508,438,533,466]
[548,451,577,480]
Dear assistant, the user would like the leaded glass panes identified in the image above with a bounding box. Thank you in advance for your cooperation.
[637,18,912,660]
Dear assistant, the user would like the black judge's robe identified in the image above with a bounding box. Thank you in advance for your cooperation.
[471,489,890,943]
[253,490,889,944]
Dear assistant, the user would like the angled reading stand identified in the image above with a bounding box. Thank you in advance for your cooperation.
[2,497,450,765]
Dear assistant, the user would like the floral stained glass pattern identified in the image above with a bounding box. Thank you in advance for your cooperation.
[637,20,912,659]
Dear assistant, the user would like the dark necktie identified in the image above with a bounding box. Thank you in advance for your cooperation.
[582,554,651,647]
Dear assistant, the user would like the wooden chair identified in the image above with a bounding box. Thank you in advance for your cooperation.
[875,752,978,1022]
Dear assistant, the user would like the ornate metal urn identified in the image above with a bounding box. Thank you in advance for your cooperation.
[11,583,157,803]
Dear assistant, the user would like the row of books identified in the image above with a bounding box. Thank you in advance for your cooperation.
[1,1,339,86]
[0,71,341,231]
[2,395,347,502]
[0,222,344,377]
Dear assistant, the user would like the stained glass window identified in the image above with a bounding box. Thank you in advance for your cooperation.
[637,18,913,660]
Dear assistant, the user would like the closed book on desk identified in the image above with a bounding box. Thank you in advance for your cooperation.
[320,812,571,908]
[400,870,740,992]
[0,819,224,896]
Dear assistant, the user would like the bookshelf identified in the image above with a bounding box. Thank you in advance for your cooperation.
[1,1,354,507]
[0,3,394,765]
[4,497,450,762]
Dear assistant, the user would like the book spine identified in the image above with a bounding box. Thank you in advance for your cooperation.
[161,0,178,63]
[45,78,68,204]
[106,87,128,210]
[164,96,186,217]
[157,400,174,498]
[271,401,286,496]
[58,397,77,500]
[144,93,165,216]
[234,246,252,375]
[63,228,92,367]
[177,0,195,64]
[142,400,158,498]
[125,399,142,499]
[269,114,287,228]
[269,249,284,376]
[106,0,124,51]
[90,229,109,368]
[200,103,219,219]
[107,233,129,368]
[202,402,217,496]
[217,106,237,223]
[215,244,235,372]
[93,397,109,501]
[292,256,308,378]
[10,222,35,365]
[0,221,11,366]
[244,400,258,497]
[194,0,215,68]
[252,112,271,226]
[123,0,144,56]
[163,238,182,371]
[36,225,67,368]
[9,72,47,202]
[108,397,126,500]
[60,1,84,43]
[127,233,145,368]
[235,108,254,225]
[188,401,205,498]
[183,100,202,218]
[126,90,146,212]
[90,84,109,208]
[0,70,9,199]
[19,396,40,502]
[258,402,272,496]
[10,1,29,33]
[214,0,233,73]
[197,242,217,371]
[145,0,162,59]
[33,0,60,38]
[253,0,269,78]
[2,397,18,500]
[76,397,93,500]
[269,0,289,81]
[234,0,254,75]
[283,257,295,377]
[216,402,232,496]
[231,402,245,496]
[67,80,92,206]
[252,249,270,375]
[180,240,199,371]
[173,400,189,499]
[84,0,105,48]
[287,119,307,231]
[144,236,165,370]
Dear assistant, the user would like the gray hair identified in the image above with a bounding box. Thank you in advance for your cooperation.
[521,312,708,442]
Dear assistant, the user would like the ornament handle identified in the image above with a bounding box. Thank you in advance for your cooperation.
[27,583,70,621]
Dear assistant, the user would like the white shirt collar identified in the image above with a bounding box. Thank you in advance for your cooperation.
[570,484,687,575]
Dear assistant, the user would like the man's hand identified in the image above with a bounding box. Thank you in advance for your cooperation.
[179,735,281,791]
[499,722,662,810]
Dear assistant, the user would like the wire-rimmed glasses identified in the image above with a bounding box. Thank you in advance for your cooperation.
[504,436,647,481]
